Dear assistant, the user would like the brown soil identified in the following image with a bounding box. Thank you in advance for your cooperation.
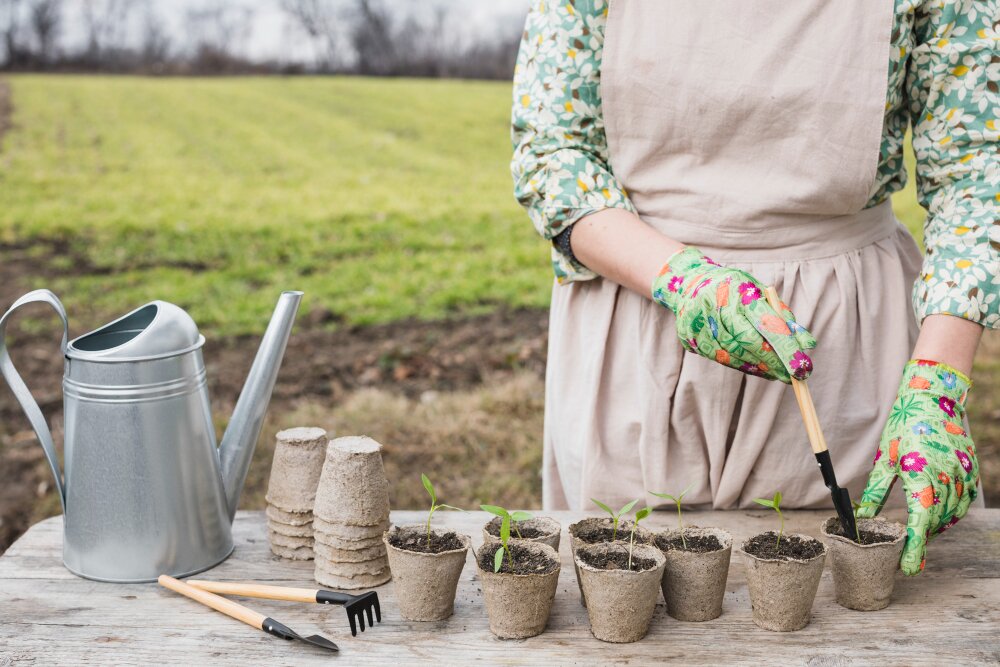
[577,548,657,572]
[476,541,558,575]
[744,532,824,561]
[387,526,465,554]
[655,532,724,553]
[574,523,650,545]
[827,519,899,545]
[485,516,550,540]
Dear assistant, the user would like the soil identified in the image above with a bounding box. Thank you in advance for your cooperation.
[577,548,657,573]
[387,526,465,554]
[477,541,558,576]
[485,516,549,539]
[826,519,899,545]
[744,532,825,561]
[574,524,650,545]
[655,532,724,553]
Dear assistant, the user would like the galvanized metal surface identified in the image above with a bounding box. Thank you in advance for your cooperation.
[0,290,302,582]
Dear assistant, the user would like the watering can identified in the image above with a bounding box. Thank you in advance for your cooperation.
[0,289,302,582]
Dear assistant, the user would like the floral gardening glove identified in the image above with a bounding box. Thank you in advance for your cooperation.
[652,246,817,383]
[857,360,979,575]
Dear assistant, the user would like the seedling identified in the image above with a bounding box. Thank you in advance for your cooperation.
[591,498,639,541]
[753,491,784,548]
[481,505,534,539]
[851,500,879,543]
[628,507,652,569]
[649,483,694,549]
[420,473,464,548]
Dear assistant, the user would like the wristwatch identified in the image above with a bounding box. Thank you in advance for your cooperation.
[553,224,582,268]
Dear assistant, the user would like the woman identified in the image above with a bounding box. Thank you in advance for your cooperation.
[511,0,997,575]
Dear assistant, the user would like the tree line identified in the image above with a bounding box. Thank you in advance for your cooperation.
[0,0,522,79]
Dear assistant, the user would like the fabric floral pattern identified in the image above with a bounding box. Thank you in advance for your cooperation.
[858,360,980,575]
[510,0,999,327]
[651,247,817,383]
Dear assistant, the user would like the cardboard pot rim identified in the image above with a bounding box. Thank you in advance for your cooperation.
[575,542,666,575]
[654,526,733,553]
[738,531,827,565]
[820,516,906,549]
[484,515,561,537]
[383,524,471,558]
[474,540,561,578]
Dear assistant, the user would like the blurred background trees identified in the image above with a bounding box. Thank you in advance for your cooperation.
[0,0,524,78]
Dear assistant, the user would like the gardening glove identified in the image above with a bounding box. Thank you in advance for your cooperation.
[857,360,979,575]
[652,246,817,383]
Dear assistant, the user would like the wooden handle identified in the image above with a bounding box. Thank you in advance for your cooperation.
[763,286,828,455]
[158,575,267,630]
[187,580,318,604]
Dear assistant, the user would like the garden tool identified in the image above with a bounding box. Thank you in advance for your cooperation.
[0,289,302,582]
[158,576,339,653]
[764,287,857,540]
[188,580,382,636]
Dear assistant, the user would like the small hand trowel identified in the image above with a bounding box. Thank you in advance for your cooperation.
[764,287,857,540]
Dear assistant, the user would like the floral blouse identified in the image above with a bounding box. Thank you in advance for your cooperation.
[511,0,999,329]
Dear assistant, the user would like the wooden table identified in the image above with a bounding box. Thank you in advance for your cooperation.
[2,509,998,665]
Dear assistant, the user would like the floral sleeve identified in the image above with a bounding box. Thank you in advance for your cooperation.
[510,0,636,284]
[908,0,1000,329]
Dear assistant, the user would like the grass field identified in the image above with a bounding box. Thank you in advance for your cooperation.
[0,75,926,334]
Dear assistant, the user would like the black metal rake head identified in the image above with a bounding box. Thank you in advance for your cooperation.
[262,617,339,652]
[317,590,382,636]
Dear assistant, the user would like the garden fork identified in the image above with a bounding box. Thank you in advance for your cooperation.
[188,580,382,636]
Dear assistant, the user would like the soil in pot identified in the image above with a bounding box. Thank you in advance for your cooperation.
[383,525,470,622]
[569,517,652,607]
[821,517,905,611]
[654,527,732,622]
[484,516,561,551]
[740,531,826,632]
[576,542,666,643]
[476,541,560,639]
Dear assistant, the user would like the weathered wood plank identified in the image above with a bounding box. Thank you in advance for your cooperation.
[2,509,999,665]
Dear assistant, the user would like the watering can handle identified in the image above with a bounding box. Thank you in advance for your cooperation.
[0,290,68,513]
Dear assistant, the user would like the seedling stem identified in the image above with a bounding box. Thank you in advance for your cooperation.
[649,484,693,549]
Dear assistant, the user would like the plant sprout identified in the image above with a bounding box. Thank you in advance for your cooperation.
[481,505,533,539]
[851,500,879,543]
[649,483,693,549]
[591,498,639,541]
[421,473,464,548]
[753,491,784,548]
[628,506,652,570]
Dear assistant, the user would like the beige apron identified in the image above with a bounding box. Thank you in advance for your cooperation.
[544,0,925,510]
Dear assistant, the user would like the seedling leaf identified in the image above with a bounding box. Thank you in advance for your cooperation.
[753,498,775,509]
[500,515,511,544]
[421,474,436,505]
[635,507,652,521]
[591,498,614,516]
[493,546,505,573]
[511,511,534,523]
[773,491,782,506]
[618,499,639,516]
[437,504,466,512]
[480,504,507,517]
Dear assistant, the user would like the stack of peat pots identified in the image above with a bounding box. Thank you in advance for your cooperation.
[312,436,391,589]
[264,427,327,560]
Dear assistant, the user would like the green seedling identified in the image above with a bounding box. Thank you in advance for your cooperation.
[591,498,639,541]
[649,483,694,549]
[628,507,652,570]
[421,473,464,548]
[753,491,784,548]
[481,505,534,539]
[851,500,880,543]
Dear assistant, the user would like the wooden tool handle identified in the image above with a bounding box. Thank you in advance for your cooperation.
[158,575,267,630]
[187,580,318,604]
[763,286,828,455]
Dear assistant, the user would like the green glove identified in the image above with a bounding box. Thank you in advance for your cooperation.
[652,246,817,383]
[857,360,979,575]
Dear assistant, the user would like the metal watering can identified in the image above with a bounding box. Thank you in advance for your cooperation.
[0,289,302,582]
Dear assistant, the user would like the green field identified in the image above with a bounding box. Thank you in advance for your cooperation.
[0,75,926,334]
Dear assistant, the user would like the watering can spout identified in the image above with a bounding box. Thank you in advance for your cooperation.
[219,291,303,521]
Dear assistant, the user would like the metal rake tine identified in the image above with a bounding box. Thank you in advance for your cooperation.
[348,610,357,637]
[365,604,374,628]
[372,594,381,623]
